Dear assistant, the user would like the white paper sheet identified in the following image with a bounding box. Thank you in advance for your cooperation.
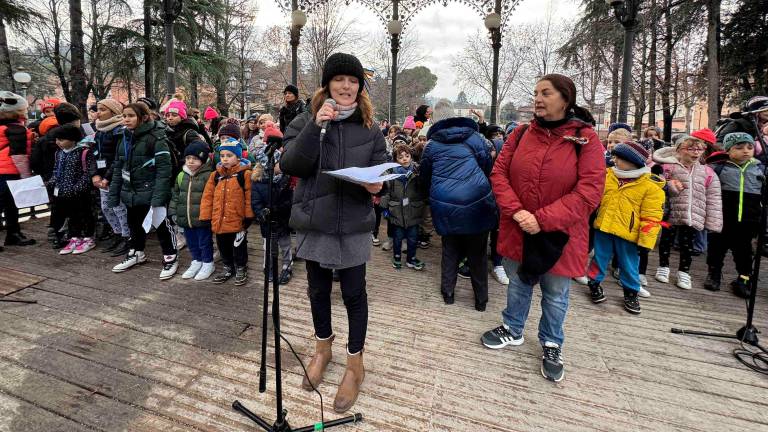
[6,175,49,209]
[324,162,405,185]
[142,206,168,233]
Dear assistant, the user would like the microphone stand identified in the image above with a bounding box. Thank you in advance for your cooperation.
[232,144,362,431]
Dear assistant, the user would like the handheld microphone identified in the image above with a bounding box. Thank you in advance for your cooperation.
[730,107,768,119]
[320,98,337,136]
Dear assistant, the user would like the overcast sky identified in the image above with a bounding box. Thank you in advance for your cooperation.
[254,0,582,102]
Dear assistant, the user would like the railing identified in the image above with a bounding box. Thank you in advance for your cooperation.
[0,204,51,229]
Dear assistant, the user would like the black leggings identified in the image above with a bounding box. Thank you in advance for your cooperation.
[306,260,368,354]
[126,205,177,255]
[51,192,95,238]
[658,225,696,272]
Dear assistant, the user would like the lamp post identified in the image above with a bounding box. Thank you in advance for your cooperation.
[607,0,639,124]
[290,6,307,86]
[228,75,239,117]
[485,9,502,125]
[13,67,31,99]
[244,68,252,119]
[388,15,402,124]
[162,0,183,100]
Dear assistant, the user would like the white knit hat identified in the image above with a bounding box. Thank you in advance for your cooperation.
[0,91,28,113]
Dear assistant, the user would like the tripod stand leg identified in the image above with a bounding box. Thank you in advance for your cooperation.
[232,400,273,431]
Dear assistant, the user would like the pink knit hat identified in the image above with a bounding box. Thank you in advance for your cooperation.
[164,100,188,119]
[403,116,416,130]
[203,106,219,121]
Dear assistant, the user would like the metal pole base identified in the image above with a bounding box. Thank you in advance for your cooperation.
[671,325,760,346]
[233,400,362,432]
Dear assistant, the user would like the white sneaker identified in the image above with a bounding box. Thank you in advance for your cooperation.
[160,255,178,280]
[573,275,589,285]
[638,287,651,298]
[112,250,146,272]
[195,262,215,280]
[639,274,648,286]
[382,238,393,251]
[655,267,670,283]
[182,260,202,279]
[492,266,510,285]
[676,271,692,290]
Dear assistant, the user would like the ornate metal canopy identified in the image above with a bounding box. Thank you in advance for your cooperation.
[275,0,522,31]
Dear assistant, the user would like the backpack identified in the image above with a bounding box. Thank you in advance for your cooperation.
[213,170,246,191]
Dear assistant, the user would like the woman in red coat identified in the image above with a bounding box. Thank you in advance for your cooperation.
[480,74,605,382]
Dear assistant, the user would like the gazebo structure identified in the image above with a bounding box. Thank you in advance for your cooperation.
[274,0,523,124]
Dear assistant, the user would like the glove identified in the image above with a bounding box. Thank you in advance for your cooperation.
[382,209,390,219]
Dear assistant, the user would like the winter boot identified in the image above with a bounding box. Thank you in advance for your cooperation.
[703,267,722,291]
[623,288,641,315]
[301,334,334,391]
[588,280,606,304]
[333,349,365,413]
[731,275,751,299]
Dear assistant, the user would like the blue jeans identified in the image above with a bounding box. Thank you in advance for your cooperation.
[184,226,214,263]
[501,259,570,347]
[588,231,641,292]
[392,225,418,262]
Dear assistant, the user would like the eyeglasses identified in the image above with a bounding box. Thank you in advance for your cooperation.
[682,146,706,152]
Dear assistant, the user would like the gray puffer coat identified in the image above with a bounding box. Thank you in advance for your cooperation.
[652,147,723,232]
[280,110,387,235]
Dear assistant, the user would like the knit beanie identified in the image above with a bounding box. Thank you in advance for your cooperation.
[612,141,649,169]
[283,85,300,98]
[403,116,416,130]
[184,139,210,164]
[137,96,158,111]
[218,118,242,139]
[723,132,755,151]
[608,122,632,133]
[97,98,123,116]
[321,53,366,92]
[203,106,219,121]
[691,128,716,145]
[218,137,242,158]
[40,98,61,111]
[53,124,84,142]
[484,124,504,140]
[164,100,188,119]
[0,91,28,113]
[54,102,82,124]
[39,116,59,135]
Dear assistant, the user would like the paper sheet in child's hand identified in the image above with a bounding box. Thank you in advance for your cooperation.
[6,176,49,209]
[324,162,405,185]
[142,207,167,233]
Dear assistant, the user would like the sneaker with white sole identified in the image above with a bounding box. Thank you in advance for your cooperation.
[72,237,95,255]
[112,250,146,272]
[59,237,80,255]
[573,275,589,285]
[381,238,393,251]
[639,274,648,286]
[481,324,524,349]
[182,260,202,279]
[160,255,178,280]
[541,342,565,382]
[493,266,510,285]
[676,271,692,290]
[195,262,215,280]
[655,267,670,283]
[638,287,651,298]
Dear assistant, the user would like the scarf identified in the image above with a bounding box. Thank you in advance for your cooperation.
[611,166,650,179]
[334,102,358,122]
[95,115,123,132]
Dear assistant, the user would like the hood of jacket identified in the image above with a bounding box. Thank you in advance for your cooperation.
[183,159,213,178]
[215,159,251,176]
[426,117,479,143]
[652,146,682,165]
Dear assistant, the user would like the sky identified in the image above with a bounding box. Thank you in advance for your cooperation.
[253,0,582,102]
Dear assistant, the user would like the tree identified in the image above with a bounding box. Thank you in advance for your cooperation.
[0,0,39,92]
[456,91,469,105]
[69,0,88,113]
[301,0,358,88]
[721,0,768,107]
[705,0,720,128]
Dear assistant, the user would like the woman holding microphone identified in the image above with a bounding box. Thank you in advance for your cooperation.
[280,53,387,413]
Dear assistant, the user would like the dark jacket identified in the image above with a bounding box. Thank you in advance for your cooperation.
[421,117,498,236]
[380,164,427,228]
[169,161,214,228]
[279,99,307,134]
[93,126,124,181]
[166,119,202,172]
[709,156,764,226]
[30,130,58,181]
[280,110,387,235]
[108,121,173,208]
[50,142,97,197]
[251,175,293,232]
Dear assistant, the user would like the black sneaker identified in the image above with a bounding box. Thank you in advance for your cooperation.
[623,289,641,314]
[588,280,606,304]
[110,238,130,257]
[406,258,425,270]
[458,263,471,279]
[481,324,524,349]
[234,267,248,286]
[278,267,292,284]
[474,300,486,312]
[442,293,455,305]
[392,257,402,269]
[731,275,751,299]
[541,342,564,382]
[703,268,722,291]
[5,232,36,246]
[101,234,121,252]
[213,266,234,284]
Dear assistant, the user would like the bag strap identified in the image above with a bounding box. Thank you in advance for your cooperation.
[80,148,89,174]
[214,170,246,191]
[176,171,184,189]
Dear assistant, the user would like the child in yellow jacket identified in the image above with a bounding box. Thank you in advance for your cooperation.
[587,141,666,315]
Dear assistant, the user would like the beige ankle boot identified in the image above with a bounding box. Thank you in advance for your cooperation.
[333,348,365,413]
[301,334,334,391]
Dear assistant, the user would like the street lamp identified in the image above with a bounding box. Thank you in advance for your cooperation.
[485,10,502,125]
[13,67,31,98]
[606,0,639,124]
[388,17,402,124]
[244,68,252,119]
[162,0,183,100]
[290,7,307,86]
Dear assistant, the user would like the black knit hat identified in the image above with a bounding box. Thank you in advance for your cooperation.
[137,96,159,111]
[321,53,366,93]
[283,85,299,98]
[54,102,82,125]
[52,124,83,142]
[184,139,211,164]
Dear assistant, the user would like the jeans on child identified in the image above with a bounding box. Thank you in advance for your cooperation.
[501,259,570,347]
[587,230,641,292]
[184,226,213,263]
[392,225,418,261]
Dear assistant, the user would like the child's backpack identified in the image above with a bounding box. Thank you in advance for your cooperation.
[214,170,246,191]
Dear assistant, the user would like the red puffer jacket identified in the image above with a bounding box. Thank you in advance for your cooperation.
[0,119,33,176]
[491,117,606,278]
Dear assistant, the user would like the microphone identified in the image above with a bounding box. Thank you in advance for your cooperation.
[730,107,768,119]
[319,98,337,137]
